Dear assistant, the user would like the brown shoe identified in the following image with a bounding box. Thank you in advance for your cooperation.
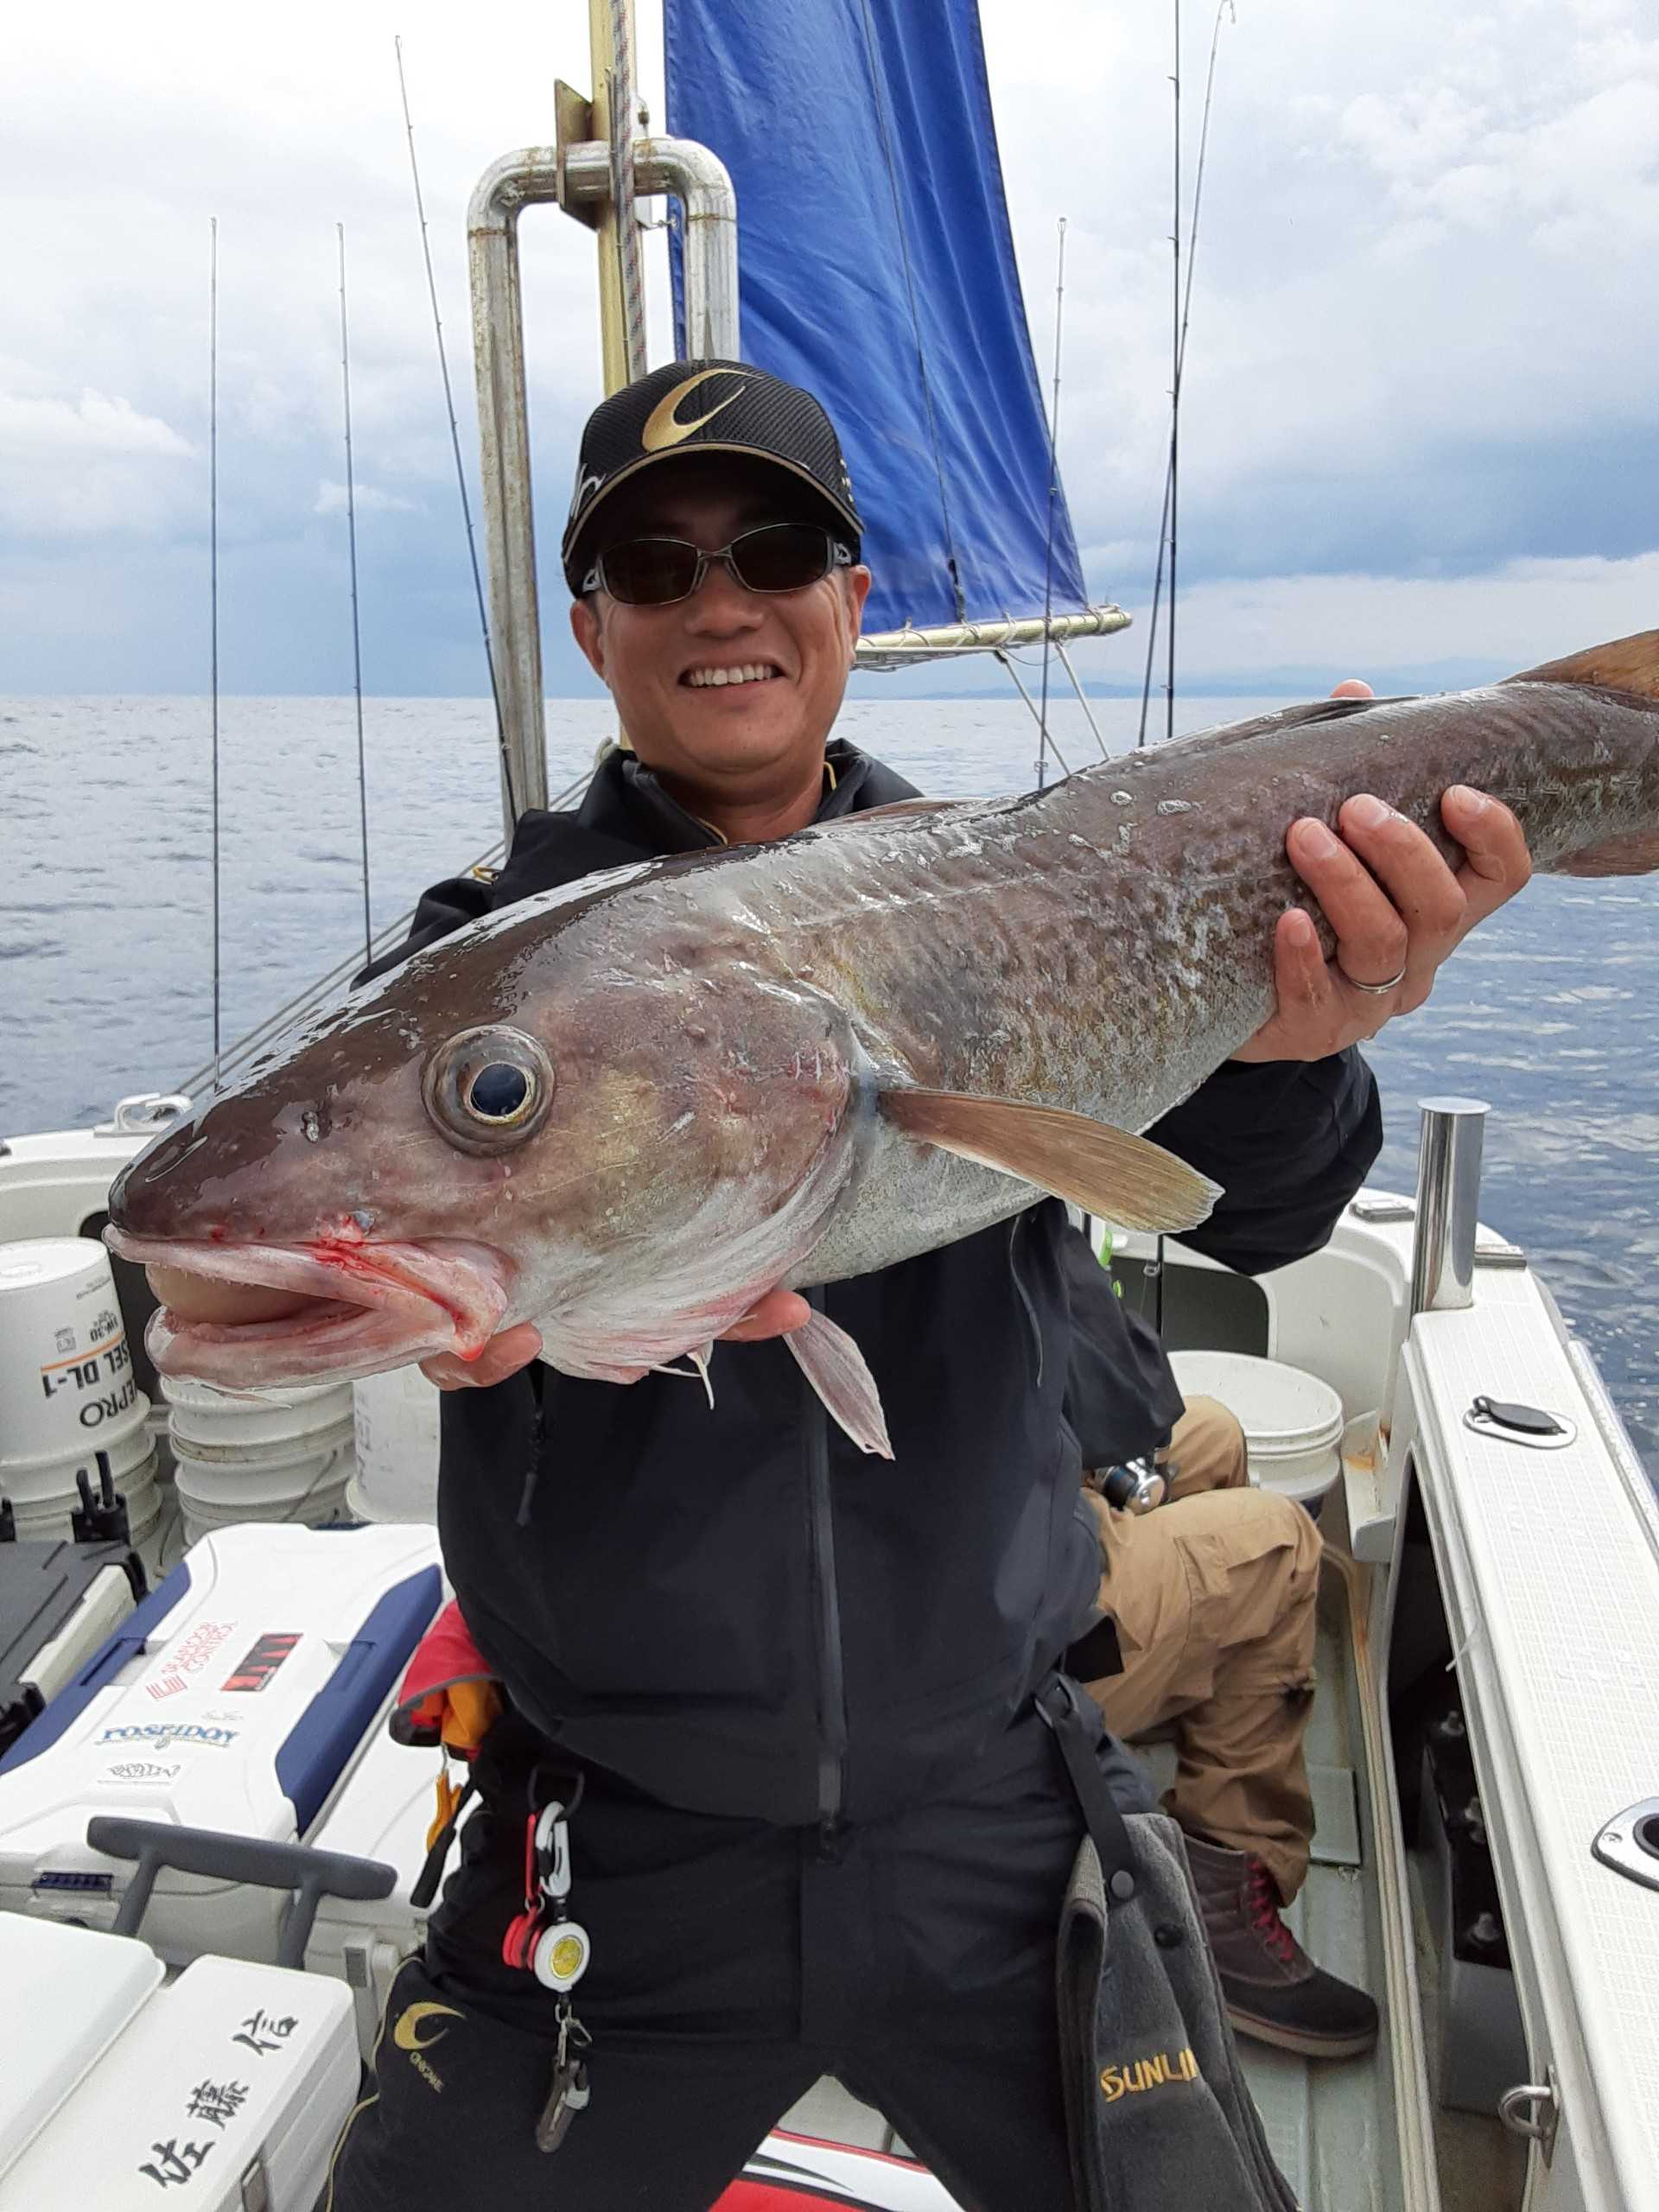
[1184,1834,1379,2061]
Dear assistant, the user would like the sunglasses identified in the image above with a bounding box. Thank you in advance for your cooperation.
[583,523,855,607]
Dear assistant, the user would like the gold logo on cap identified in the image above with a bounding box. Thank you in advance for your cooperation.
[640,369,747,452]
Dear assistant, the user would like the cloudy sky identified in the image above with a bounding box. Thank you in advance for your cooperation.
[3,0,1654,702]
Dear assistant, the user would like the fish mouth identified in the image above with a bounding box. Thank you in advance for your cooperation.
[103,1229,513,1387]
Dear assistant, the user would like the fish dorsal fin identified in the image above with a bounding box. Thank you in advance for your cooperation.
[806,798,981,834]
[879,1088,1219,1233]
[1508,629,1659,700]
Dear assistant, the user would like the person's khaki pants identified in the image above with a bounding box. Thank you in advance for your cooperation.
[1080,1397,1319,1902]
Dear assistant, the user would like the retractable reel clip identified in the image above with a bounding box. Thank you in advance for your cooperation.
[503,1791,593,1993]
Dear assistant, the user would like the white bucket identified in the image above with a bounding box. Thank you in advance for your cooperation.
[1169,1350,1344,1509]
[0,1397,155,1508]
[348,1367,442,1524]
[0,1239,149,1474]
[161,1373,359,1537]
[174,1440,353,1545]
[162,1374,356,1462]
[5,1436,162,1545]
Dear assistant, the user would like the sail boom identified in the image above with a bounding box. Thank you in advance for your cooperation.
[856,604,1130,671]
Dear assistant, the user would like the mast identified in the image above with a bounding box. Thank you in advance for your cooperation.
[589,0,648,394]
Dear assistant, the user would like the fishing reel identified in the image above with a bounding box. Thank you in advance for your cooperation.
[1097,1453,1168,1516]
[502,1790,592,1993]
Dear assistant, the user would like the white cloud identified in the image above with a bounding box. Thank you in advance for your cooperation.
[1,0,1655,690]
[0,385,196,536]
[313,479,419,515]
[0,388,193,461]
[1171,550,1659,682]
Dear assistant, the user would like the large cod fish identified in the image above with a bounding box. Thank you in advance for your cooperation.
[108,632,1659,1455]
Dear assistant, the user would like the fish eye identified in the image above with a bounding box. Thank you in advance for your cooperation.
[423,1026,555,1155]
[467,1063,531,1121]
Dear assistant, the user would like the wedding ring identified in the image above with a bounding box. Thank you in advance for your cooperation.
[1345,963,1408,996]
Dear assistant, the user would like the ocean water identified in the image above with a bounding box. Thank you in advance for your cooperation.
[2,690,1654,1475]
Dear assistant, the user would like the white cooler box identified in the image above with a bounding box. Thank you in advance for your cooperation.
[0,1522,442,1963]
[304,1706,448,2056]
[0,1916,356,2210]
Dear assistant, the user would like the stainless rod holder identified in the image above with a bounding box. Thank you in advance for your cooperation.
[1409,1096,1490,1315]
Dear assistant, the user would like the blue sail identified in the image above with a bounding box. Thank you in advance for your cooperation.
[664,0,1088,635]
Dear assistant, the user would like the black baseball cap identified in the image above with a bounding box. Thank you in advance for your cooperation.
[561,359,863,595]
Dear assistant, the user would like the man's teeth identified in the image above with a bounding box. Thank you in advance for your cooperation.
[686,664,779,688]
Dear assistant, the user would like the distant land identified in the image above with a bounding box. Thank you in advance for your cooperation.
[848,657,1513,702]
[1,658,1515,707]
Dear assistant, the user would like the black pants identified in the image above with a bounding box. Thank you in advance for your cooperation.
[324,1702,1152,2212]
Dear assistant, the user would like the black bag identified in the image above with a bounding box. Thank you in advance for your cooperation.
[1037,1675,1300,2212]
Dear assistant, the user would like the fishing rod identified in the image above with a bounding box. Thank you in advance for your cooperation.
[393,35,517,825]
[1034,216,1068,792]
[1166,3,1181,755]
[1135,1,1233,1337]
[208,216,222,1097]
[336,224,372,974]
[1135,0,1236,753]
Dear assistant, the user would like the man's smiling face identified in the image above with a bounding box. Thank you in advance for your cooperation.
[569,454,870,817]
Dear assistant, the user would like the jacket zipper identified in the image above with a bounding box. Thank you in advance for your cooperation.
[1008,1212,1045,1383]
[803,1287,847,1839]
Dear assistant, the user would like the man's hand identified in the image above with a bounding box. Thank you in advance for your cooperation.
[712,1287,811,1341]
[1232,681,1533,1063]
[420,1323,544,1391]
[418,1289,810,1392]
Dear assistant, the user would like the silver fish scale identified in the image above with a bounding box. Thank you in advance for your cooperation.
[544,679,1659,1284]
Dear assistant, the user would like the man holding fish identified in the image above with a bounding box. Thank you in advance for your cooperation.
[111,361,1659,2206]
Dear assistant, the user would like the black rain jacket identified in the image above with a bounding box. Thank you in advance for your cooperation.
[370,739,1380,1825]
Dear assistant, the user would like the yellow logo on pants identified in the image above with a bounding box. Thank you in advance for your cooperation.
[393,2001,462,2053]
[1099,2047,1199,2101]
[393,2000,463,2094]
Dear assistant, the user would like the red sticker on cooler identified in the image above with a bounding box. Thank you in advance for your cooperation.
[221,1632,301,1693]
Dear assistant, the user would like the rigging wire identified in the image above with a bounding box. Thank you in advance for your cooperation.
[993,649,1075,778]
[1150,3,1184,1344]
[208,217,222,1096]
[173,765,595,1101]
[1035,217,1068,792]
[336,223,372,974]
[1135,0,1236,753]
[393,35,517,825]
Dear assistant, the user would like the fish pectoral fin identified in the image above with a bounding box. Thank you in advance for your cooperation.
[782,1310,893,1460]
[1510,627,1659,699]
[880,1088,1220,1233]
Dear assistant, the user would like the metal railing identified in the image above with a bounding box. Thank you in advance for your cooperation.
[468,135,739,836]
